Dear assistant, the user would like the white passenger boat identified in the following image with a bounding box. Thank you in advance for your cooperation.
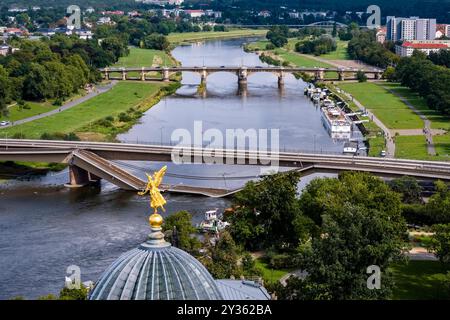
[321,105,352,134]
[197,209,230,234]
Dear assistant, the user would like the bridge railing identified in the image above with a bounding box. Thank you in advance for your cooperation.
[118,138,348,156]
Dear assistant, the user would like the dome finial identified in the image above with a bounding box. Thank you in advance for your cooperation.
[138,166,168,229]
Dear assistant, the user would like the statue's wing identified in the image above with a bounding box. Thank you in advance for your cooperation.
[153,165,167,187]
[138,173,153,195]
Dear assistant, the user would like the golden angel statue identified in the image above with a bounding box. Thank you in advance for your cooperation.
[138,165,167,215]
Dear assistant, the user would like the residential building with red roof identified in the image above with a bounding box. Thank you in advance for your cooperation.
[396,40,450,57]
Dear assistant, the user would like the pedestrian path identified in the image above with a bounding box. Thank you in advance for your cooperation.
[339,89,396,158]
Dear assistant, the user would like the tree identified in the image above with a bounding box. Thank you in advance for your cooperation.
[0,65,11,115]
[163,210,201,253]
[230,172,314,251]
[332,23,337,38]
[23,63,52,100]
[302,172,402,223]
[59,285,88,300]
[142,34,170,51]
[242,252,262,278]
[199,231,241,279]
[389,176,422,204]
[274,202,406,300]
[429,224,450,264]
[424,181,450,224]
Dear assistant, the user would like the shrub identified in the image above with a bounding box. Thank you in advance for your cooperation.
[64,132,80,141]
[266,43,275,50]
[118,112,132,122]
[356,70,368,82]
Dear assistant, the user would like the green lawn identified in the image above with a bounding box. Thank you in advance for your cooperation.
[390,260,450,300]
[0,94,85,122]
[2,82,166,139]
[113,47,174,68]
[320,40,349,60]
[255,259,292,284]
[167,29,267,44]
[382,83,450,131]
[434,133,450,160]
[395,135,430,160]
[339,82,424,130]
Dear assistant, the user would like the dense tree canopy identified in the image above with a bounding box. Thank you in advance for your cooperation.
[347,30,399,68]
[270,172,407,300]
[395,53,450,115]
[295,35,336,56]
[229,172,314,251]
[0,34,127,106]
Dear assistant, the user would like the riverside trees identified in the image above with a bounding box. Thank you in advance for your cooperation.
[231,172,408,299]
[0,35,127,107]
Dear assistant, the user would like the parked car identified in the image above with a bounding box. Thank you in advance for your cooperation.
[380,150,386,157]
[0,121,10,127]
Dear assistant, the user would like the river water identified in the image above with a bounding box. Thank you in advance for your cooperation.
[0,37,361,299]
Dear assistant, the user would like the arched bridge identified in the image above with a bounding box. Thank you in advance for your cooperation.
[307,21,347,27]
[99,66,384,85]
[0,139,449,197]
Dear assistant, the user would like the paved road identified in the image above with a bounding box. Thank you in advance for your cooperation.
[338,88,396,158]
[0,81,117,129]
[382,86,438,156]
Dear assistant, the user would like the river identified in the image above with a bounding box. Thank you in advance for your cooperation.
[0,37,362,299]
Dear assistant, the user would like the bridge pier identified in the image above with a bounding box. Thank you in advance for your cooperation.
[315,69,325,81]
[338,70,345,81]
[238,67,248,86]
[65,165,91,188]
[278,71,284,88]
[163,68,170,82]
[140,67,146,81]
[200,68,208,85]
[104,68,109,81]
[375,72,382,80]
[121,69,127,81]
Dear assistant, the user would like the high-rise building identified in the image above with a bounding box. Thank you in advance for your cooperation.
[386,17,437,41]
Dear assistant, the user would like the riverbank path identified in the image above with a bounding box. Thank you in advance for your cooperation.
[1,81,118,129]
[338,89,396,158]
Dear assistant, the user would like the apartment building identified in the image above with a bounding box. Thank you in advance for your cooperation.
[387,16,436,41]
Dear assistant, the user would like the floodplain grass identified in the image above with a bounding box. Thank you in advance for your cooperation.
[1,82,168,140]
[167,29,268,45]
[320,40,349,60]
[390,260,450,300]
[433,133,450,160]
[338,82,424,130]
[113,47,175,68]
[382,82,450,131]
[395,135,430,160]
[0,93,85,122]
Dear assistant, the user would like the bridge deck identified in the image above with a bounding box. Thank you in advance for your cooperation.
[0,140,449,197]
